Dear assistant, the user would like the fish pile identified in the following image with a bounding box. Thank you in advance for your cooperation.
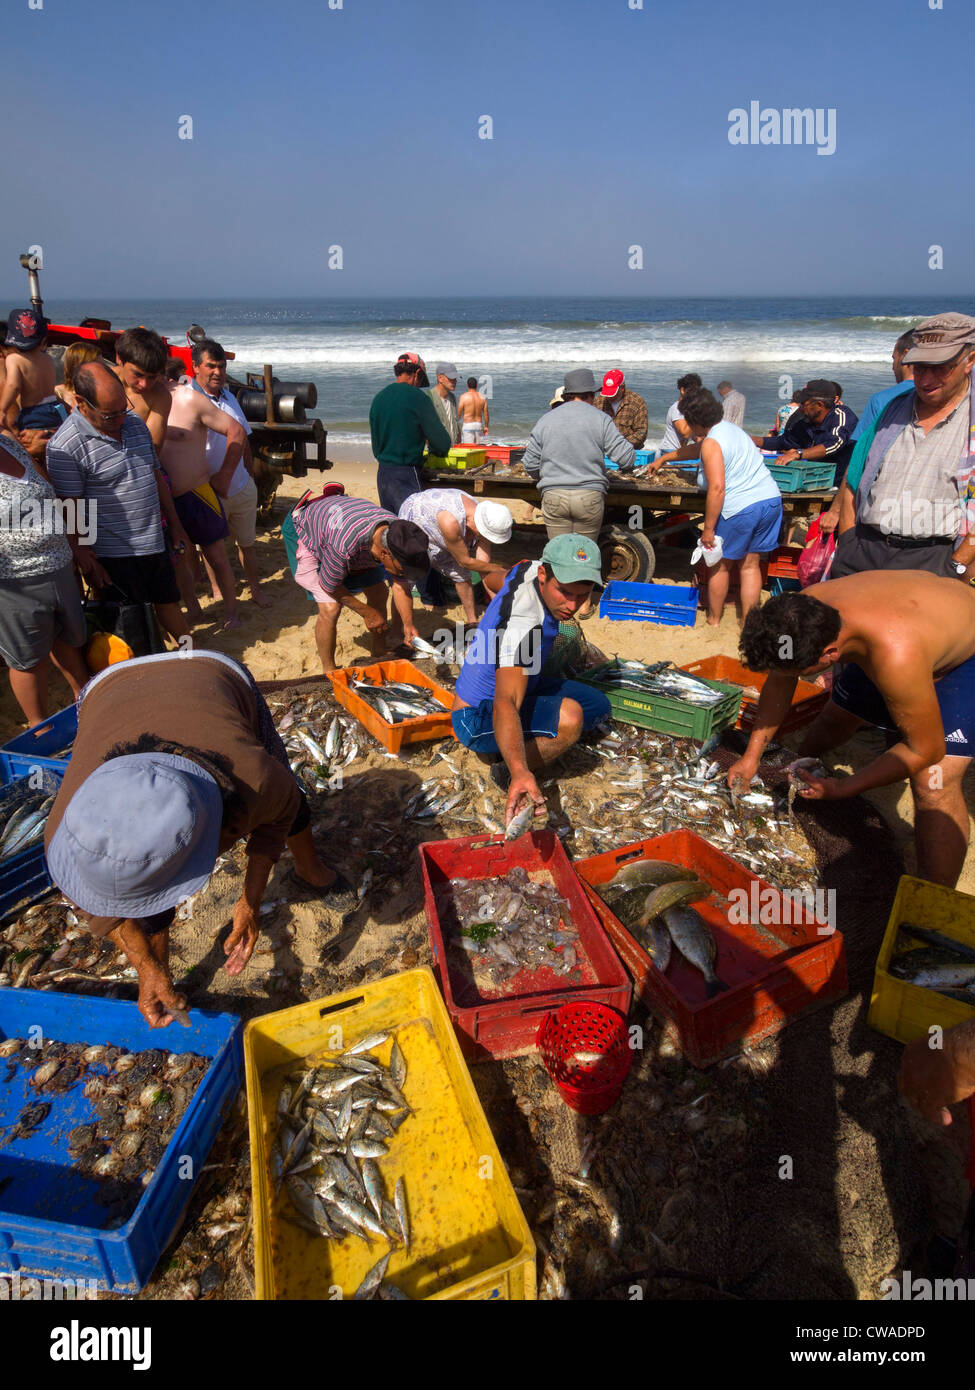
[556,724,820,894]
[0,900,134,991]
[0,787,56,863]
[579,659,728,709]
[0,1037,207,1226]
[271,1028,413,1297]
[271,689,366,791]
[592,859,727,997]
[888,922,975,1003]
[350,675,449,726]
[439,866,581,989]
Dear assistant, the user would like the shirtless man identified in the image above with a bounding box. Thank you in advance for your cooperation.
[0,308,63,434]
[111,328,172,452]
[457,376,489,444]
[728,571,975,887]
[162,383,246,629]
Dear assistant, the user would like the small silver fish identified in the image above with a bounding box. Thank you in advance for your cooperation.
[504,800,536,841]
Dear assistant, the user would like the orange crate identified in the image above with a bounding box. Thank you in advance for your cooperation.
[680,654,827,734]
[767,546,803,579]
[575,830,848,1068]
[326,659,455,752]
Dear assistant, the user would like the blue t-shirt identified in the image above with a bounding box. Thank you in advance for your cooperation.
[698,420,780,519]
[455,560,559,706]
[851,380,914,441]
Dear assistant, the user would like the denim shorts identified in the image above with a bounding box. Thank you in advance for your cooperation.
[451,678,611,754]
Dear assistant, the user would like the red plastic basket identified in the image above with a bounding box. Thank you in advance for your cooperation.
[576,830,848,1068]
[420,830,631,1061]
[767,545,803,579]
[537,1002,633,1114]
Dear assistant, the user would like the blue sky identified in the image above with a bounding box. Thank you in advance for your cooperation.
[1,0,971,298]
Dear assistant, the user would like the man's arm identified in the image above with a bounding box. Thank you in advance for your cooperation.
[674,415,692,443]
[107,919,186,1028]
[493,665,546,823]
[194,396,245,495]
[799,648,946,801]
[437,511,503,577]
[603,421,636,472]
[154,471,190,555]
[900,1016,975,1124]
[0,358,22,429]
[793,411,854,464]
[727,670,799,788]
[482,397,489,430]
[522,426,543,478]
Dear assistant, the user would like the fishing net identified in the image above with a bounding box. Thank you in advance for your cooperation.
[541,622,607,679]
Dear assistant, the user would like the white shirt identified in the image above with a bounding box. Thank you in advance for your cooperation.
[204,387,252,498]
[660,400,685,452]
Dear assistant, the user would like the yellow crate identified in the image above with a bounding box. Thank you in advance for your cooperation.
[868,874,975,1044]
[423,447,487,472]
[245,967,536,1300]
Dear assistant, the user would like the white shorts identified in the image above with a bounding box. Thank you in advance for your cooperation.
[222,475,258,549]
[461,423,485,443]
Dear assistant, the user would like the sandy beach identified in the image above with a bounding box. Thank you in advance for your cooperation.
[5,444,973,894]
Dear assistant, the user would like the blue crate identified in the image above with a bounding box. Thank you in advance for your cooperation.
[0,766,63,921]
[768,576,802,596]
[599,581,699,627]
[0,705,76,779]
[0,989,243,1292]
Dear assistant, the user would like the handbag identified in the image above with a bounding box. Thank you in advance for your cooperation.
[797,517,837,587]
[83,583,166,658]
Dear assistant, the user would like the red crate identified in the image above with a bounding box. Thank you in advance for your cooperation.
[483,445,526,468]
[680,655,828,734]
[420,830,631,1061]
[575,830,847,1068]
[767,546,803,579]
[326,660,455,753]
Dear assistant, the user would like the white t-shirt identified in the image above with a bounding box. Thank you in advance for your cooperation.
[660,399,685,452]
[205,388,252,498]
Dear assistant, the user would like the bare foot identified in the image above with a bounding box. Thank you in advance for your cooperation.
[223,614,243,631]
[706,617,721,627]
[293,857,336,889]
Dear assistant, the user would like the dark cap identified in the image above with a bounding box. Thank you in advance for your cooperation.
[804,378,837,401]
[5,307,47,351]
[384,519,431,584]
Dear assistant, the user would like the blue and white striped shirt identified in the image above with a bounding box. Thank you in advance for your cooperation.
[46,411,164,558]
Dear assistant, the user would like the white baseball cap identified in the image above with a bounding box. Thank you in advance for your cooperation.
[473,501,513,545]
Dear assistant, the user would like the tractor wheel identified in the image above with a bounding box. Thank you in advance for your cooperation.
[598,524,656,584]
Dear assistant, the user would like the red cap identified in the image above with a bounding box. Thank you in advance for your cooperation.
[600,369,624,399]
[396,351,426,371]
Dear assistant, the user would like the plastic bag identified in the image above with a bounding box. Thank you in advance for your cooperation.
[797,517,836,587]
[690,534,724,568]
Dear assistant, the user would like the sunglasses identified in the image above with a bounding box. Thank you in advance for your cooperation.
[80,399,128,422]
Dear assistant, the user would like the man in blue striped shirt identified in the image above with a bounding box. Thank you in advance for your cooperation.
[46,361,190,641]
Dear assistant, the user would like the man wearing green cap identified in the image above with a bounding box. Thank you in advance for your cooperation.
[452,534,611,827]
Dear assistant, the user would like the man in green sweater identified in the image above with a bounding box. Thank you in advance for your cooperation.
[369,352,453,606]
[369,352,452,515]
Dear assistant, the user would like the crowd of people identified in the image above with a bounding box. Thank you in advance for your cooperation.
[2,308,975,1168]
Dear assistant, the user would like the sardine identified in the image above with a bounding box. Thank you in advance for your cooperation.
[898,923,975,963]
[394,1175,410,1251]
[504,800,536,841]
[354,1252,391,1300]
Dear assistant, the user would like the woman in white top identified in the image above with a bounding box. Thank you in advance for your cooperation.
[655,389,782,627]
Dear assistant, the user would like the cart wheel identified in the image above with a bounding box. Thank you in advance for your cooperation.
[598,525,655,583]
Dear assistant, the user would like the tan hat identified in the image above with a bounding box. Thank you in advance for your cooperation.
[902,312,975,364]
[549,386,565,407]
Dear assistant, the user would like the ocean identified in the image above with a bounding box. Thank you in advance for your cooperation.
[43,297,975,447]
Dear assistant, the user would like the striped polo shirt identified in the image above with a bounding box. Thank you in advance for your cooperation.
[46,411,164,558]
[292,494,395,595]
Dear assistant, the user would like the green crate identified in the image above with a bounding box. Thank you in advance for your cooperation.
[577,662,742,739]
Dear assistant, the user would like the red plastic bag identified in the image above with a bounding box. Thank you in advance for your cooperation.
[797,517,836,587]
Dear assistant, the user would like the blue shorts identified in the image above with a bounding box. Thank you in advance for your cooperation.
[451,678,611,754]
[716,496,783,561]
[345,565,387,594]
[832,655,975,757]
